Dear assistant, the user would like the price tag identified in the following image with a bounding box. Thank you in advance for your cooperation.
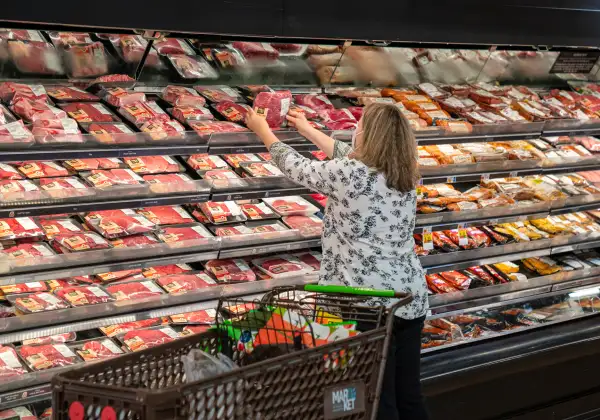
[489,218,499,225]
[446,176,456,184]
[509,171,518,178]
[457,224,469,246]
[422,227,434,251]
[480,174,490,183]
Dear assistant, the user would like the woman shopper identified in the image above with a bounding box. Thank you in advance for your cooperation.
[245,102,429,420]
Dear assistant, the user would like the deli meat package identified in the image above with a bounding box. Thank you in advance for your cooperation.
[9,292,70,314]
[83,169,143,188]
[11,98,66,122]
[100,318,168,337]
[252,254,312,278]
[195,86,245,103]
[162,85,206,106]
[52,232,112,253]
[74,338,124,362]
[0,217,43,240]
[59,102,119,123]
[253,90,292,128]
[0,407,37,420]
[155,224,213,244]
[170,309,216,325]
[106,280,164,301]
[17,161,69,178]
[156,272,217,294]
[199,201,246,224]
[0,346,27,380]
[62,158,123,172]
[124,155,183,174]
[142,263,193,279]
[86,123,135,144]
[55,285,113,306]
[137,205,194,225]
[19,343,80,371]
[263,196,319,216]
[204,258,256,282]
[282,215,323,237]
[121,327,179,352]
[84,209,156,238]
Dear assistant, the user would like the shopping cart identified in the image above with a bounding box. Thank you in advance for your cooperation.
[53,284,412,420]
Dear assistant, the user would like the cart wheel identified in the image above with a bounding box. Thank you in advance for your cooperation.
[68,401,84,420]
[101,406,117,420]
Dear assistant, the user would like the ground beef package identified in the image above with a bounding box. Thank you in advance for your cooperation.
[204,258,256,282]
[137,205,194,225]
[55,285,113,306]
[85,209,156,238]
[156,272,217,294]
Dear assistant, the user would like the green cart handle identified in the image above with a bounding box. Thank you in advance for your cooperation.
[302,284,407,298]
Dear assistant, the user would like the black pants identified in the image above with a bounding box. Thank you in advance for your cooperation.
[378,315,429,420]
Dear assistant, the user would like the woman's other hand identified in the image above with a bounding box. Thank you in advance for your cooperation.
[286,111,315,138]
[245,108,271,135]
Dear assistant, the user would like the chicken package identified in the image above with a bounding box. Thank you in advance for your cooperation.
[140,119,186,141]
[85,209,156,238]
[22,332,77,346]
[293,251,322,271]
[46,85,98,102]
[121,327,179,352]
[62,158,123,172]
[109,234,159,249]
[59,102,119,123]
[137,205,194,226]
[253,90,292,128]
[52,232,112,252]
[240,202,279,220]
[195,86,245,103]
[100,318,168,337]
[0,281,48,295]
[0,407,37,420]
[10,97,66,122]
[162,85,206,106]
[2,243,55,263]
[222,153,261,169]
[86,122,135,144]
[74,338,124,362]
[170,309,217,325]
[426,273,458,294]
[155,224,213,244]
[186,154,229,173]
[9,292,70,314]
[0,217,44,240]
[167,55,218,79]
[55,285,113,306]
[204,258,256,282]
[199,201,246,224]
[213,100,251,123]
[18,343,80,371]
[156,272,217,295]
[263,196,319,216]
[95,269,144,283]
[282,215,324,237]
[142,264,193,279]
[172,105,214,123]
[82,169,143,188]
[0,82,47,104]
[0,121,34,146]
[0,346,27,380]
[240,162,284,178]
[252,254,312,278]
[123,156,183,175]
[107,280,164,301]
[189,120,248,136]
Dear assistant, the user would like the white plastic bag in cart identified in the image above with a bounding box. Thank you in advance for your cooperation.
[182,349,236,383]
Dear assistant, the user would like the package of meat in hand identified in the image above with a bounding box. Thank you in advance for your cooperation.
[86,123,135,144]
[240,162,284,178]
[121,326,179,352]
[55,285,113,307]
[38,218,83,239]
[172,105,214,123]
[204,258,256,282]
[0,121,34,146]
[9,292,70,314]
[62,158,123,172]
[106,280,164,301]
[73,338,124,362]
[11,97,66,122]
[240,202,279,220]
[252,254,312,278]
[95,269,144,283]
[213,224,253,236]
[222,153,261,169]
[124,155,183,174]
[102,87,146,107]
[195,86,245,103]
[155,224,213,244]
[167,55,218,79]
[0,280,48,295]
[84,209,156,238]
[171,308,217,325]
[0,217,43,240]
[142,263,193,279]
[199,201,246,224]
[109,234,159,249]
[59,102,118,123]
[82,168,143,188]
[22,332,77,345]
[119,101,169,126]
[201,168,240,180]
[0,82,47,104]
[293,94,334,111]
[439,271,472,290]
[2,243,55,265]
[137,205,194,226]
[45,85,98,102]
[0,346,27,380]
[52,232,112,253]
[162,85,206,106]
[263,196,319,216]
[38,177,90,199]
[282,215,323,237]
[186,154,229,174]
[19,343,80,371]
[212,100,251,123]
[253,90,292,128]
[288,104,319,120]
[293,251,322,271]
[189,120,248,136]
[0,163,21,180]
[156,272,217,294]
[31,118,83,144]
[17,161,69,179]
[100,318,168,337]
[0,406,37,420]
[140,119,186,141]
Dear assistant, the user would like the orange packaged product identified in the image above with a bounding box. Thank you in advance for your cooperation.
[466,227,492,247]
[381,88,416,98]
[446,201,480,212]
[512,101,548,121]
[424,144,473,165]
[396,93,431,103]
[404,101,441,113]
[436,120,473,133]
[416,109,451,125]
[444,229,478,249]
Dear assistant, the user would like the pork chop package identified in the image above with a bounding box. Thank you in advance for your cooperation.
[263,196,319,216]
[162,85,206,106]
[170,309,216,325]
[8,292,70,314]
[86,123,135,144]
[71,337,124,362]
[119,101,169,126]
[102,87,146,107]
[106,280,164,301]
[0,406,37,420]
[140,119,186,141]
[253,90,292,128]
[189,120,248,136]
[52,232,112,252]
[240,202,279,220]
[167,54,218,79]
[186,154,229,174]
[212,100,251,123]
[172,105,214,123]
[59,102,119,123]
[31,118,83,144]
[251,254,313,278]
[142,263,193,279]
[17,161,69,179]
[155,224,214,244]
[18,343,81,371]
[0,121,34,145]
[84,209,156,238]
[137,205,194,226]
[156,272,217,295]
[0,346,28,380]
[204,258,256,282]
[198,201,246,224]
[38,217,83,239]
[54,285,113,306]
[195,86,245,103]
[100,318,168,337]
[0,217,44,240]
[282,215,324,237]
[11,98,66,122]
[82,169,144,188]
[45,85,98,102]
[120,326,180,352]
[124,155,184,174]
[62,158,124,172]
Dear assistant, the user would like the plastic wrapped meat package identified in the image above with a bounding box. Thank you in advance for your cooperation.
[142,263,193,279]
[95,268,144,283]
[17,161,69,179]
[0,346,28,380]
[0,280,48,295]
[204,259,256,282]
[213,100,251,123]
[170,309,216,325]
[120,327,179,352]
[240,162,284,178]
[263,196,319,216]
[84,209,156,238]
[0,163,21,180]
[253,90,292,128]
[45,85,98,102]
[195,86,245,103]
[100,318,168,337]
[7,40,64,75]
[222,153,261,169]
[8,292,69,314]
[282,215,323,237]
[0,217,43,240]
[156,272,217,294]
[137,205,194,226]
[62,158,123,172]
[86,123,135,144]
[2,243,55,267]
[113,35,161,67]
[11,98,66,122]
[172,105,214,123]
[232,42,280,60]
[167,55,218,79]
[123,155,183,175]
[199,201,246,224]
[293,94,334,111]
[102,87,146,107]
[154,38,194,55]
[0,179,39,201]
[189,121,248,136]
[294,251,322,271]
[144,173,196,194]
[22,332,77,345]
[0,82,47,103]
[55,285,113,306]
[240,202,279,220]
[252,254,313,278]
[82,169,143,188]
[155,224,213,245]
[213,224,253,237]
[119,101,169,126]
[106,280,164,301]
[162,85,206,106]
[72,338,124,362]
[31,118,83,144]
[141,119,186,141]
[38,177,91,199]
[0,407,37,420]
[63,41,109,78]
[52,232,112,253]
[289,104,319,120]
[109,234,159,249]
[60,102,119,123]
[0,121,34,146]
[18,343,80,371]
[187,154,229,174]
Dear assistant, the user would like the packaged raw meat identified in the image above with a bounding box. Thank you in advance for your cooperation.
[0,406,37,420]
[253,90,292,128]
[121,327,179,352]
[0,163,21,180]
[263,196,319,216]
[189,120,248,135]
[201,169,240,180]
[9,292,69,314]
[82,169,143,188]
[124,156,183,175]
[204,259,256,282]
[249,222,288,234]
[163,85,205,106]
[100,318,168,337]
[102,87,146,107]
[289,104,319,120]
[19,343,80,371]
[137,205,194,225]
[155,224,213,244]
[73,338,124,362]
[55,285,113,306]
[282,215,323,237]
[107,280,164,301]
[45,85,98,102]
[0,217,43,240]
[210,47,246,68]
[59,102,119,123]
[22,332,77,345]
[62,158,123,172]
[40,408,52,420]
[426,273,458,294]
[240,162,284,178]
[0,121,34,145]
[7,40,64,76]
[52,232,112,252]
[0,82,47,104]
[90,74,135,84]
[213,225,253,236]
[172,105,214,123]
[187,154,229,173]
[195,86,245,103]
[119,101,169,126]
[156,272,216,294]
[38,177,89,199]
[190,205,210,223]
[0,281,48,295]
[213,100,251,123]
[294,94,334,111]
[140,119,186,141]
[11,98,66,122]
[144,173,195,192]
[293,251,322,271]
[170,309,217,324]
[31,118,83,144]
[85,209,155,239]
[111,35,163,66]
[142,263,193,279]
[223,153,261,169]
[63,41,109,78]
[252,254,312,278]
[154,38,194,55]
[2,243,55,262]
[240,202,279,220]
[110,234,159,249]
[324,120,358,130]
[232,42,280,60]
[199,201,246,224]
[95,269,144,283]
[167,55,218,79]
[86,123,135,144]
[0,346,27,380]
[17,161,69,179]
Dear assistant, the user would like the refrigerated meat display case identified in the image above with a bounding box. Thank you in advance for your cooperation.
[0,6,600,419]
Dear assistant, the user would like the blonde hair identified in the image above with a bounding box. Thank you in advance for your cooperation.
[354,103,420,193]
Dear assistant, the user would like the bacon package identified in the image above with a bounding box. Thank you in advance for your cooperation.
[59,102,118,123]
[52,232,112,252]
[121,327,179,352]
[106,280,164,301]
[187,154,229,173]
[240,202,278,220]
[140,119,186,141]
[0,346,27,380]
[103,87,146,107]
[17,161,69,179]
[137,205,194,225]
[282,215,323,237]
[9,292,70,314]
[19,343,80,371]
[199,201,246,224]
[74,338,124,362]
[204,258,256,282]
[156,272,217,294]
[263,196,319,216]
[100,318,168,337]
[189,120,248,136]
[119,101,169,126]
[162,85,206,106]
[124,155,183,174]
[195,86,245,103]
[155,224,213,244]
[85,209,156,238]
[45,85,98,102]
[0,217,43,240]
[253,90,292,128]
[142,263,193,279]
[62,158,123,172]
[170,309,216,325]
[2,243,55,263]
[39,218,83,239]
[55,285,113,306]
[109,234,159,248]
[86,123,135,144]
[83,169,143,188]
[252,254,312,278]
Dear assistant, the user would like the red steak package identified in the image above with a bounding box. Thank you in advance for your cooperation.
[10,292,69,313]
[232,42,280,60]
[0,346,27,380]
[0,281,48,295]
[64,41,109,78]
[155,224,213,244]
[439,271,472,290]
[62,158,123,172]
[0,163,20,180]
[213,100,251,123]
[11,98,66,122]
[240,162,284,177]
[121,327,179,352]
[0,217,43,240]
[240,202,278,220]
[22,332,77,345]
[189,120,248,135]
[426,273,458,294]
[55,285,113,306]
[0,179,39,201]
[60,102,118,123]
[110,234,159,248]
[31,118,83,144]
[317,108,357,124]
[83,169,143,188]
[172,105,214,123]
[293,94,334,111]
[46,85,98,102]
[0,407,37,420]
[17,161,69,179]
[204,258,256,282]
[253,90,292,128]
[199,201,246,224]
[142,263,193,279]
[294,251,322,271]
[170,309,216,324]
[0,121,34,145]
[7,40,64,76]
[52,232,112,252]
[19,343,80,371]
[252,254,312,278]
[74,338,124,362]
[187,154,229,172]
[2,243,55,263]
[0,82,47,104]
[154,38,194,55]
[156,272,217,294]
[163,85,205,106]
[223,153,261,169]
[167,55,218,79]
[282,215,323,237]
[263,196,319,216]
[95,269,144,283]
[140,119,186,141]
[100,318,167,337]
[103,87,146,107]
[85,209,156,238]
[195,86,245,103]
[137,205,194,225]
[124,155,183,174]
[39,218,83,239]
[119,101,169,126]
[87,123,135,144]
[107,280,164,301]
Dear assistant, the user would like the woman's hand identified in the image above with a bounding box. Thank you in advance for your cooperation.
[245,108,271,136]
[286,111,316,138]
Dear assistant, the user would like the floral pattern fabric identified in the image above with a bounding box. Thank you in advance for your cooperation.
[270,141,428,319]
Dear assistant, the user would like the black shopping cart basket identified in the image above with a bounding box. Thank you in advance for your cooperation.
[53,284,412,420]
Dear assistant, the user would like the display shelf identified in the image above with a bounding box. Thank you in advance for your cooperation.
[219,238,321,258]
[210,177,311,201]
[0,372,58,410]
[540,118,600,137]
[415,122,544,145]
